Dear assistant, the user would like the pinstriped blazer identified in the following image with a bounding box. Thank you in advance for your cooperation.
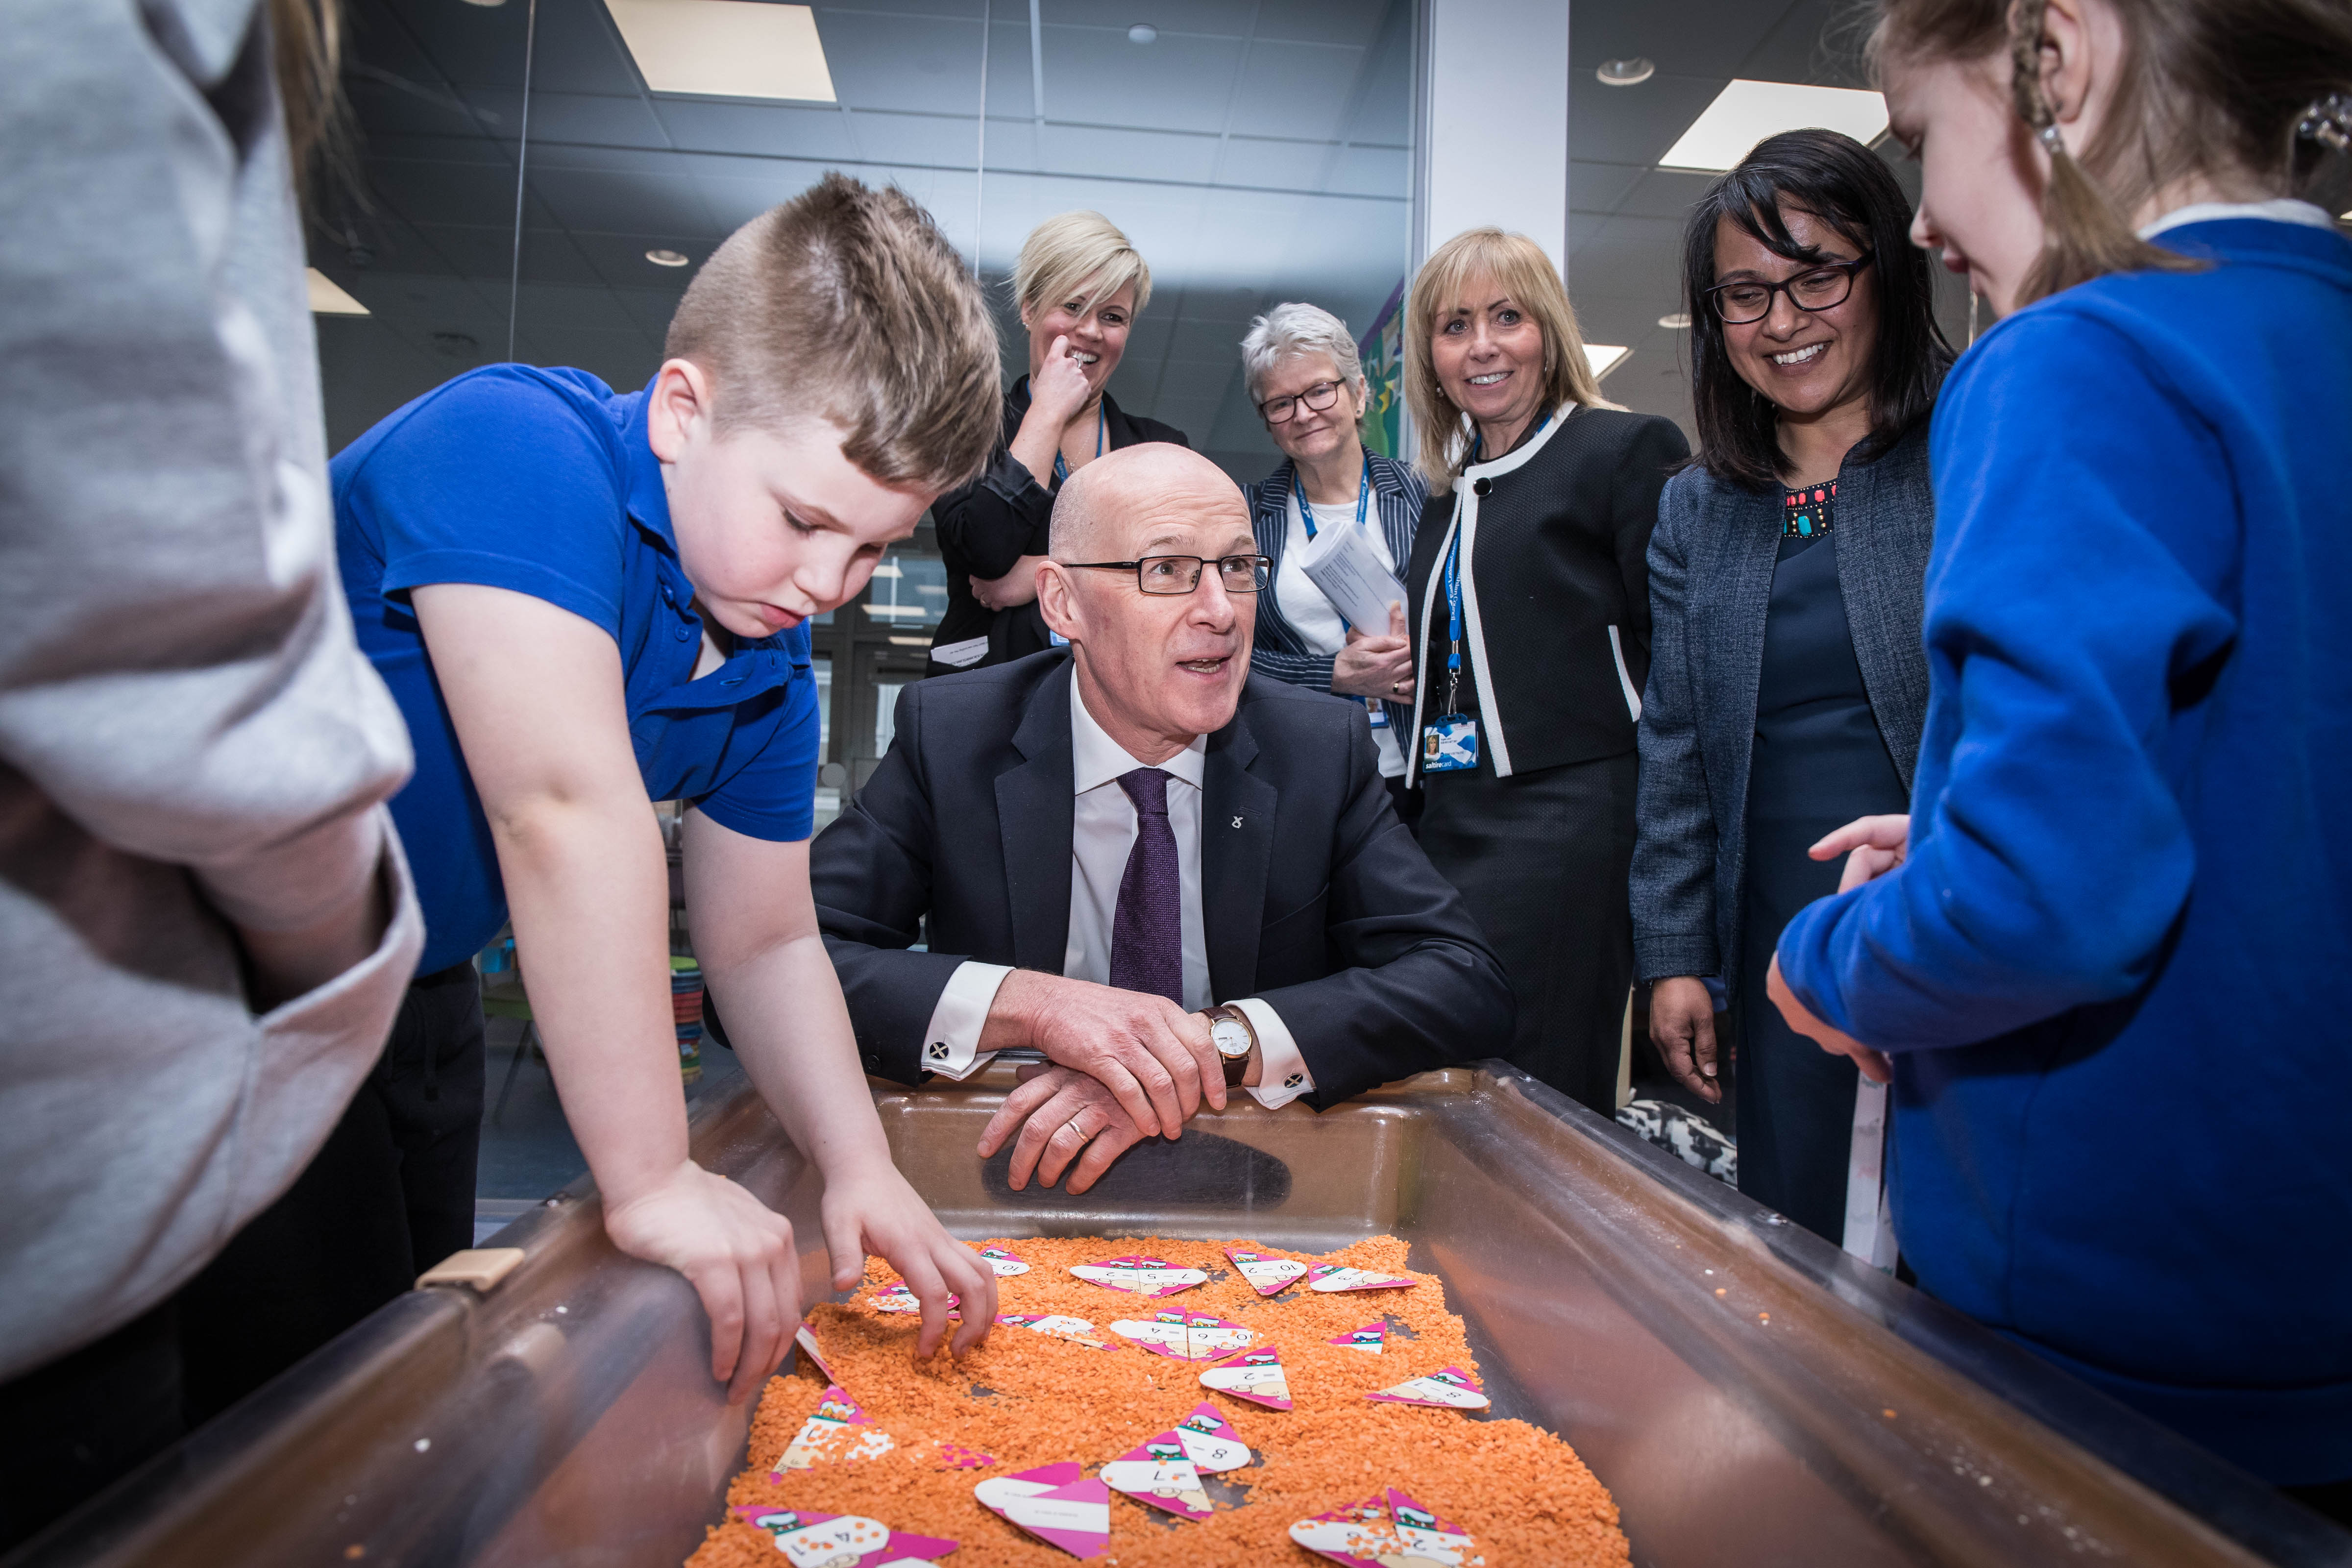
[1244,453,1427,739]
[1629,423,1935,996]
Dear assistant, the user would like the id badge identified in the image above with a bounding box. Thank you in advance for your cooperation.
[1364,698,1388,730]
[1421,714,1478,772]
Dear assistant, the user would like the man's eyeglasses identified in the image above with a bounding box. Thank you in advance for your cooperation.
[1258,380,1342,426]
[1062,555,1273,595]
[1706,254,1874,324]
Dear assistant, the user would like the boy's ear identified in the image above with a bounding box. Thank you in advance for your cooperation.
[645,358,717,463]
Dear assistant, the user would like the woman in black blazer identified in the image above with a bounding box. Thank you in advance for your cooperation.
[926,211,1186,676]
[1400,227,1689,1113]
[1631,131,1951,1245]
[1239,302,1428,824]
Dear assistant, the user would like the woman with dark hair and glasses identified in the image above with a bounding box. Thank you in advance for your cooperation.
[1630,128,1953,1247]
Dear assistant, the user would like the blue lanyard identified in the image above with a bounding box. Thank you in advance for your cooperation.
[1296,451,1371,542]
[1444,530,1464,675]
[1051,401,1106,484]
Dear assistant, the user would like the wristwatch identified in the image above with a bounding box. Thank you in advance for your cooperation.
[1203,1004,1258,1087]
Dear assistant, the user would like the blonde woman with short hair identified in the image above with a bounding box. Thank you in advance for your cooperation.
[1397,227,1689,1113]
[927,211,1189,674]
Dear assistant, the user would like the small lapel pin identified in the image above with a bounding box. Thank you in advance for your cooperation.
[1231,816,1244,829]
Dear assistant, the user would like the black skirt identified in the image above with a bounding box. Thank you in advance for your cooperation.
[1417,748,1638,1113]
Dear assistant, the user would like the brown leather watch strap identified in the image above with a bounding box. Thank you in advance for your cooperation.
[1206,1004,1257,1087]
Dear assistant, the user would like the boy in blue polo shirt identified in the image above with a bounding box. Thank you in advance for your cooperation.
[328,175,1005,1398]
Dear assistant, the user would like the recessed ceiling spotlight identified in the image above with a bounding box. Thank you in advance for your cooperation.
[1597,57,1654,87]
[460,0,507,7]
[646,248,690,267]
[1658,311,1691,329]
[1128,24,1158,44]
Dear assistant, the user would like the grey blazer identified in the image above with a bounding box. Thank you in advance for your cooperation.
[1629,423,1935,995]
[1245,453,1426,740]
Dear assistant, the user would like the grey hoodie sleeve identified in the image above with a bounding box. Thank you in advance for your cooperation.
[0,0,414,932]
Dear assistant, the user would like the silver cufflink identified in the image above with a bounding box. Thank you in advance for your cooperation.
[1285,1074,1303,1087]
[927,1041,948,1060]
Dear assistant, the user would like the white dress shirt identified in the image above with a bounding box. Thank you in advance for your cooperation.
[1276,482,1407,779]
[919,680,1316,1108]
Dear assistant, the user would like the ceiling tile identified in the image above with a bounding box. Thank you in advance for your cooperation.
[1254,0,1389,50]
[1617,167,1721,221]
[1570,159,1645,214]
[1226,41,1364,140]
[850,110,990,170]
[1039,26,1246,135]
[530,164,722,236]
[657,100,860,159]
[1569,70,1726,165]
[1568,0,1791,81]
[1033,123,1222,184]
[819,11,986,115]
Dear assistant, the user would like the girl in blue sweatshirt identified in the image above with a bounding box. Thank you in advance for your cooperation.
[1767,0,2352,1504]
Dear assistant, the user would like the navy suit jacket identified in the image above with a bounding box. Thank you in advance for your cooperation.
[810,651,1513,1102]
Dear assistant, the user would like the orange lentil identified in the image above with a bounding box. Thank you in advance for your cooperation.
[684,1235,1630,1568]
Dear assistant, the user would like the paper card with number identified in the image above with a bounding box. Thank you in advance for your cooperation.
[1329,1321,1386,1354]
[1306,1264,1419,1294]
[973,1244,1030,1276]
[1168,1402,1251,1472]
[1224,1246,1309,1297]
[1106,1309,1192,1354]
[731,1506,961,1568]
[770,1386,895,1477]
[933,1440,996,1470]
[1287,1494,1405,1567]
[996,1312,1118,1351]
[1386,1489,1485,1566]
[1098,1434,1214,1521]
[1365,1366,1491,1410]
[1200,1345,1293,1411]
[870,1280,959,1317]
[1112,1311,1252,1361]
[794,1321,841,1387]
[1066,1253,1207,1297]
[972,1464,1109,1558]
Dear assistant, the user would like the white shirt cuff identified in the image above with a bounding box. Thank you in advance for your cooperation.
[919,961,1012,1080]
[1229,997,1315,1109]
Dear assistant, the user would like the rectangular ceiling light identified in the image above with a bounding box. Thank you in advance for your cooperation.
[306,268,368,316]
[604,0,835,101]
[1585,344,1629,379]
[1660,80,1888,172]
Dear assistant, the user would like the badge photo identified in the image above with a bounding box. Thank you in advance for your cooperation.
[1421,714,1478,772]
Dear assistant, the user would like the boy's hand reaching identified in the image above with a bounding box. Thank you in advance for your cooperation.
[817,1160,999,1359]
[603,1161,804,1404]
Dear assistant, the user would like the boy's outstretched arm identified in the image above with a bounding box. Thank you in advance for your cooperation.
[683,811,999,1356]
[414,584,803,1401]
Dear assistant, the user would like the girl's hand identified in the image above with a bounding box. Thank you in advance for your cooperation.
[603,1161,803,1404]
[1810,813,1910,892]
[818,1162,1000,1359]
[1766,954,1891,1084]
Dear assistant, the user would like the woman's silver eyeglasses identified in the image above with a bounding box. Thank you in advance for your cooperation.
[1706,254,1874,324]
[1258,380,1342,426]
[1062,555,1273,594]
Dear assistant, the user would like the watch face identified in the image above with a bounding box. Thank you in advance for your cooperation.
[1210,1018,1252,1059]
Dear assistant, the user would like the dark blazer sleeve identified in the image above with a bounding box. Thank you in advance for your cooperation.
[934,444,1055,580]
[1609,415,1691,662]
[809,684,972,1084]
[1630,468,1722,983]
[1255,714,1515,1105]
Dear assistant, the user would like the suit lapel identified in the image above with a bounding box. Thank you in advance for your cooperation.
[1201,700,1276,999]
[994,662,1076,972]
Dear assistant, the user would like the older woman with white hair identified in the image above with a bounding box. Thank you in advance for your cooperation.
[1240,303,1428,822]
[927,210,1188,675]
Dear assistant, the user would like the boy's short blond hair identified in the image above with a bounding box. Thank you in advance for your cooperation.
[1010,211,1154,322]
[664,173,1001,493]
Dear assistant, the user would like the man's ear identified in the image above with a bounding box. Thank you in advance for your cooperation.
[1037,561,1081,646]
[645,358,716,464]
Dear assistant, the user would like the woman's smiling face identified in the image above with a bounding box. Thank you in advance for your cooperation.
[1023,277,1135,399]
[1430,275,1547,441]
[1713,206,1880,424]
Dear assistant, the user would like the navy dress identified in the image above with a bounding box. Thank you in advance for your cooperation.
[1735,483,1909,1240]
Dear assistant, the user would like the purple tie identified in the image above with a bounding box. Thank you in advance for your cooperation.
[1109,768,1183,1004]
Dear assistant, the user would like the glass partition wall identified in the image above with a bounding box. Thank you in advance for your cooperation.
[315,0,1420,813]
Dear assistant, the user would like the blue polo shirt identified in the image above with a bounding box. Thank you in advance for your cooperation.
[334,366,820,974]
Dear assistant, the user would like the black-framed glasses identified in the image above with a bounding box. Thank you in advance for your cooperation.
[1063,554,1273,594]
[1258,380,1342,425]
[1706,254,1874,324]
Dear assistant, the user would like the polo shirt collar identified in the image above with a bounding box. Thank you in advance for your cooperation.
[620,379,678,555]
[1071,675,1206,795]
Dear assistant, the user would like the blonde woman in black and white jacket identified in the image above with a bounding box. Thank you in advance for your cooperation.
[1399,227,1687,1112]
